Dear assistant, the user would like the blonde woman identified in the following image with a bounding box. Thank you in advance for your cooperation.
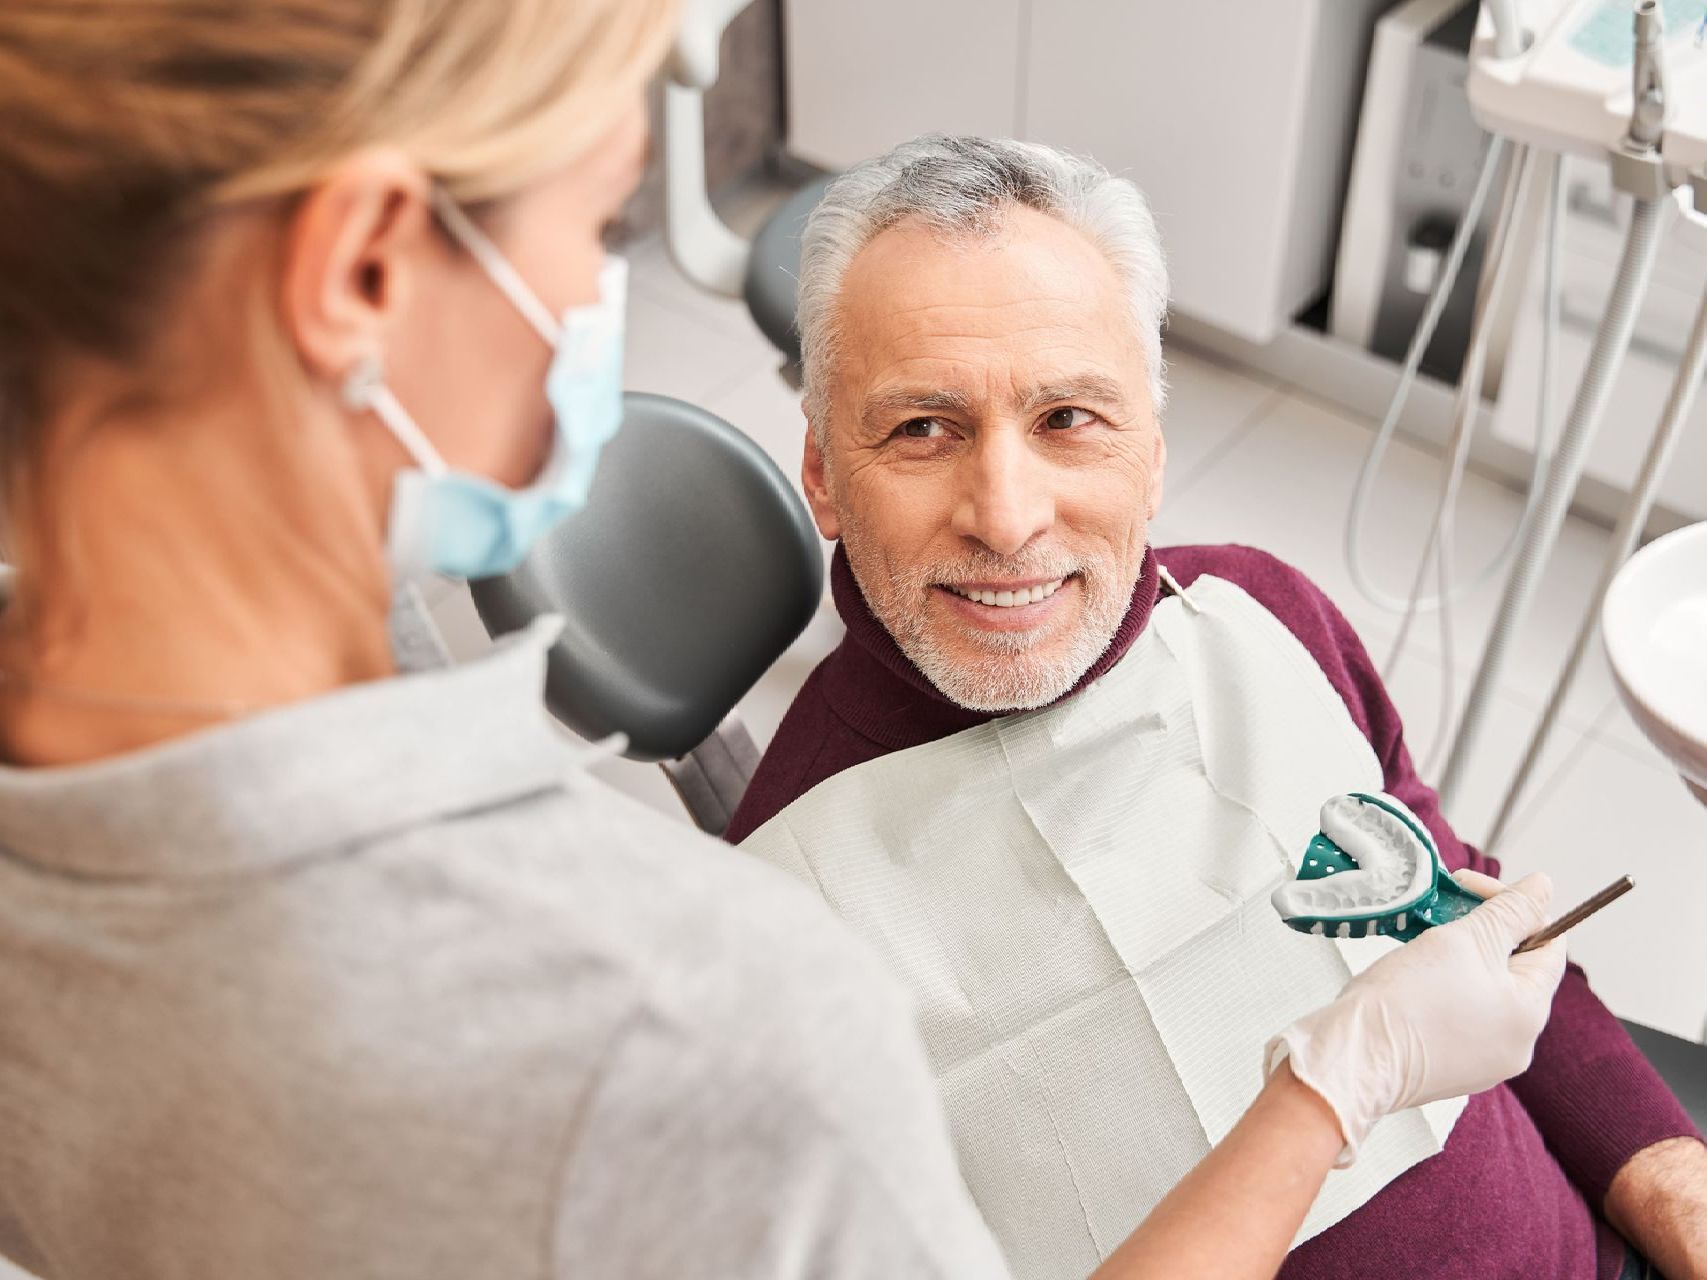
[0,3,1563,1278]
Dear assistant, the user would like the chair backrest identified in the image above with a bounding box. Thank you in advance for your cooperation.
[743,173,835,369]
[471,392,823,765]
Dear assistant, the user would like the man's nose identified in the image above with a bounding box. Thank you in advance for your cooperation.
[951,430,1055,557]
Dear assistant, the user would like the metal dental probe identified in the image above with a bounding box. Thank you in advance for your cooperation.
[1512,876,1635,956]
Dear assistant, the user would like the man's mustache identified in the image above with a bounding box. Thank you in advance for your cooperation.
[886,551,1099,592]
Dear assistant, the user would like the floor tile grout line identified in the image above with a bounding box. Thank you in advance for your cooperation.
[1470,709,1604,856]
[1167,338,1293,393]
[698,360,788,424]
[628,260,763,335]
[1580,694,1692,774]
[1165,384,1292,504]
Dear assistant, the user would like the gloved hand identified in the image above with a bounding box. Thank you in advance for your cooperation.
[1265,869,1567,1165]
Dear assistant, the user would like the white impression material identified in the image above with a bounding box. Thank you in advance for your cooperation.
[1272,794,1438,923]
[946,578,1066,608]
[741,575,1464,1278]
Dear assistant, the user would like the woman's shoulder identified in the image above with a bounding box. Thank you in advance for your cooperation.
[344,769,930,1109]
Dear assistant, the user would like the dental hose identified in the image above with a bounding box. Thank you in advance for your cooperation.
[1438,195,1670,812]
[1485,271,1707,851]
[1382,146,1542,774]
[1346,134,1561,776]
[1391,151,1565,776]
[1344,135,1515,619]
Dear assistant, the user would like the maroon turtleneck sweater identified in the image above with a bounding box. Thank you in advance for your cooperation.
[728,542,1701,1280]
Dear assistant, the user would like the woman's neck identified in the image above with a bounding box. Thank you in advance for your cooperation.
[0,388,398,768]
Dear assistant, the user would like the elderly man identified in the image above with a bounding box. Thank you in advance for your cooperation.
[727,136,1705,1280]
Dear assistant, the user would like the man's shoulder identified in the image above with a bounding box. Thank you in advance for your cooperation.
[726,658,870,842]
[1156,542,1384,739]
[1158,542,1341,621]
[1157,543,1364,658]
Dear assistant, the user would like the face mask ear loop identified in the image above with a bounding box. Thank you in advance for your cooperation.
[429,189,561,346]
[342,355,449,479]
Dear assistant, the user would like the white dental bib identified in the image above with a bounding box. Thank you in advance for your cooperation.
[741,574,1464,1278]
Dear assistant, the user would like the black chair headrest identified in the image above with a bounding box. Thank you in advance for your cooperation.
[473,393,824,762]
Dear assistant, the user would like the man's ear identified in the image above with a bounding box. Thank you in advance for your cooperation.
[280,147,434,383]
[1147,427,1167,520]
[801,414,843,541]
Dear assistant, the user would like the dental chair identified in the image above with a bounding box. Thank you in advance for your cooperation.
[471,392,822,836]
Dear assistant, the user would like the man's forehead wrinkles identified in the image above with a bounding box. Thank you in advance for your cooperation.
[875,317,1098,350]
[879,303,1100,330]
[880,293,1089,317]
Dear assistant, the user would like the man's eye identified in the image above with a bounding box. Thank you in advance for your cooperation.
[1043,406,1096,431]
[898,418,948,439]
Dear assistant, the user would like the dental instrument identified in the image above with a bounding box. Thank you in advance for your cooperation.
[1511,874,1636,952]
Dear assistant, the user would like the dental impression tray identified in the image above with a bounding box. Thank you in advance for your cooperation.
[1272,792,1483,941]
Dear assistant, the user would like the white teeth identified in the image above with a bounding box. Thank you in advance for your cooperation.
[948,578,1066,607]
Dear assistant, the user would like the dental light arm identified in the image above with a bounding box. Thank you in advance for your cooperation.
[663,0,755,297]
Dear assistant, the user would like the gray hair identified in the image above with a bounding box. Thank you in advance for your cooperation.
[796,134,1169,431]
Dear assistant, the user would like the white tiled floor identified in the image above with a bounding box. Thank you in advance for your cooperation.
[430,232,1707,1043]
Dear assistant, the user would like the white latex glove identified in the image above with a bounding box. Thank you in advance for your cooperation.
[1265,870,1568,1165]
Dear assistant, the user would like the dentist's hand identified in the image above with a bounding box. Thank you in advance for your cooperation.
[1266,870,1567,1162]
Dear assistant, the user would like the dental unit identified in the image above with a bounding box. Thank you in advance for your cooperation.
[1344,0,1707,837]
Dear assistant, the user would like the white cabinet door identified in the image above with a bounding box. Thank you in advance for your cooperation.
[1021,0,1391,342]
[784,0,1024,172]
[785,0,1390,342]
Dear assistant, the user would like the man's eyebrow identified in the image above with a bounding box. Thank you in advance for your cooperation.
[1021,374,1130,413]
[860,387,976,424]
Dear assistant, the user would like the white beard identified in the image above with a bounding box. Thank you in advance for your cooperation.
[901,608,1123,712]
[841,522,1138,714]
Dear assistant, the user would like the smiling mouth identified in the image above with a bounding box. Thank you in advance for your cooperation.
[942,576,1069,608]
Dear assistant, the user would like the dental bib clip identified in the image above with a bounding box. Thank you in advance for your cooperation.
[1272,792,1483,941]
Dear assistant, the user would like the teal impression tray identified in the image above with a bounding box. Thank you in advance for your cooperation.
[1272,791,1483,941]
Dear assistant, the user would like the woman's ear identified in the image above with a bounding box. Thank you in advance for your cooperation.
[280,148,435,382]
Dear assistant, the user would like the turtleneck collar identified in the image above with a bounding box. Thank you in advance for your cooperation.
[819,543,1162,751]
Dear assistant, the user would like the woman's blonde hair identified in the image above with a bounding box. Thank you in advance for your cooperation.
[0,0,676,574]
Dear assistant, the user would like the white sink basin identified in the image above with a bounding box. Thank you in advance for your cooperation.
[1604,521,1707,804]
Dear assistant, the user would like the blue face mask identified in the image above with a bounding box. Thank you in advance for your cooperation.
[343,191,627,582]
